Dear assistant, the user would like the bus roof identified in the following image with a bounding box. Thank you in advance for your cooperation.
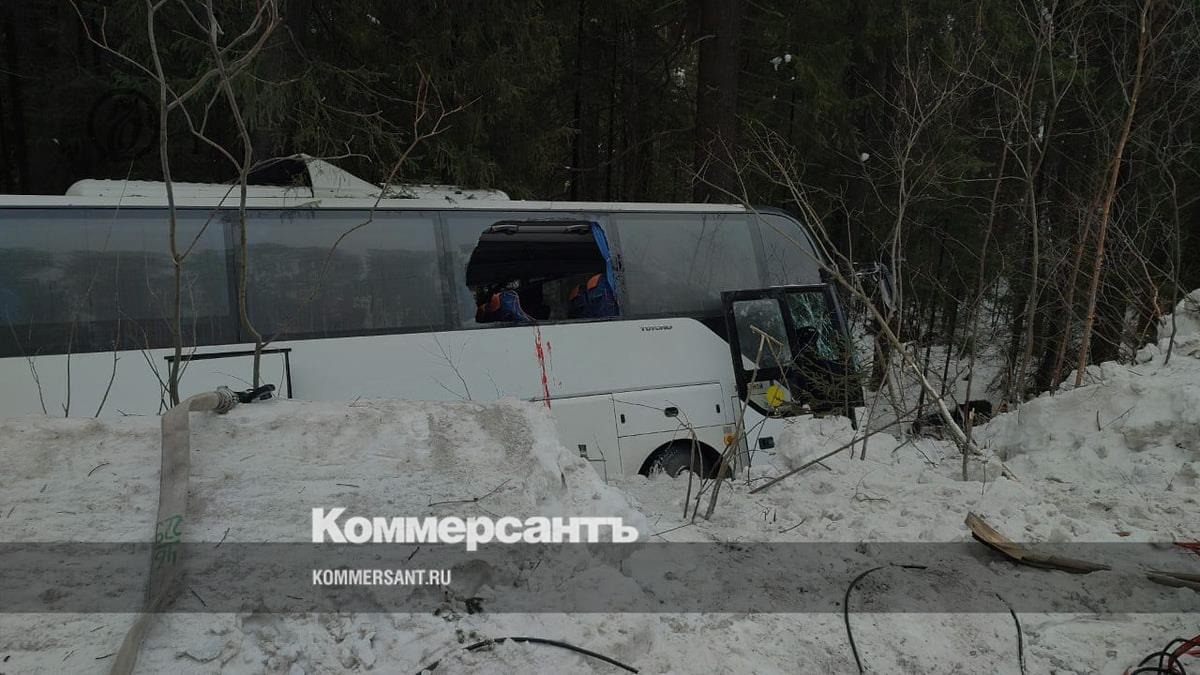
[0,194,752,213]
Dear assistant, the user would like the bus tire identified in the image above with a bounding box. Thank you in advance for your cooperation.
[642,440,721,479]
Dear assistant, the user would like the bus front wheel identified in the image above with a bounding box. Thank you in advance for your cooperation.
[642,440,722,479]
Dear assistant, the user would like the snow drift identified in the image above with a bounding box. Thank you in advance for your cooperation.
[0,398,645,544]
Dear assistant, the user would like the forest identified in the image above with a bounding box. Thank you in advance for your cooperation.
[1,0,1198,404]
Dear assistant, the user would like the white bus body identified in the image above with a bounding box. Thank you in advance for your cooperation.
[0,189,856,478]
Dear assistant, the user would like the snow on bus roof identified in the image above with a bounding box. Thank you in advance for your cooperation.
[0,155,752,212]
[59,156,511,202]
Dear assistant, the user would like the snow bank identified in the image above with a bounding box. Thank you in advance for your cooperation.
[0,398,650,674]
[0,397,645,543]
[1158,288,1200,348]
[981,353,1200,489]
[973,289,1200,542]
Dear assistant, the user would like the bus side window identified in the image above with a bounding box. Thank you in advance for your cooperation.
[616,213,759,317]
[242,210,444,339]
[0,207,233,357]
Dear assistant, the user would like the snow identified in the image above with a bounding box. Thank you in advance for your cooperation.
[2,296,1198,673]
[1162,290,1200,344]
[0,398,645,544]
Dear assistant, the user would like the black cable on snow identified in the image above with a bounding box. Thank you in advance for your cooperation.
[414,635,639,673]
[843,564,927,674]
[842,564,1025,675]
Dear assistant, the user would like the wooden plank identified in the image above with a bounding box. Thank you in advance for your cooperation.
[965,512,1110,574]
[1147,570,1200,591]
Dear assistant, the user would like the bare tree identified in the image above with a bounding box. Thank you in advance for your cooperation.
[1074,0,1158,386]
[73,0,281,404]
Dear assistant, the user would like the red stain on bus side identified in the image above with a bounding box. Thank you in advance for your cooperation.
[534,327,551,408]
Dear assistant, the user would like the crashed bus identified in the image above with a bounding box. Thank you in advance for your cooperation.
[0,159,863,479]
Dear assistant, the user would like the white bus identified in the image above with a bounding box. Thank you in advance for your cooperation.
[0,164,862,479]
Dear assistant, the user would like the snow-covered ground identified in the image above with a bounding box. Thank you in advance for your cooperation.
[1,292,1197,674]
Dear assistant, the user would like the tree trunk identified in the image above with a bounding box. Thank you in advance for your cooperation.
[1014,143,1041,402]
[963,143,1007,421]
[0,4,28,193]
[938,295,959,399]
[692,0,741,202]
[569,0,602,200]
[1049,208,1092,390]
[603,17,618,201]
[1091,272,1125,366]
[1003,226,1031,403]
[1075,0,1155,385]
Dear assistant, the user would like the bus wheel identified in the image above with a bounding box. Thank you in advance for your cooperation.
[643,441,720,479]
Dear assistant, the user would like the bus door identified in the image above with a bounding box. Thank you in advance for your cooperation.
[721,284,863,422]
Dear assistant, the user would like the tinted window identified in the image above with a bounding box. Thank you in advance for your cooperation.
[755,213,822,285]
[243,209,443,338]
[0,207,231,357]
[617,213,759,316]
